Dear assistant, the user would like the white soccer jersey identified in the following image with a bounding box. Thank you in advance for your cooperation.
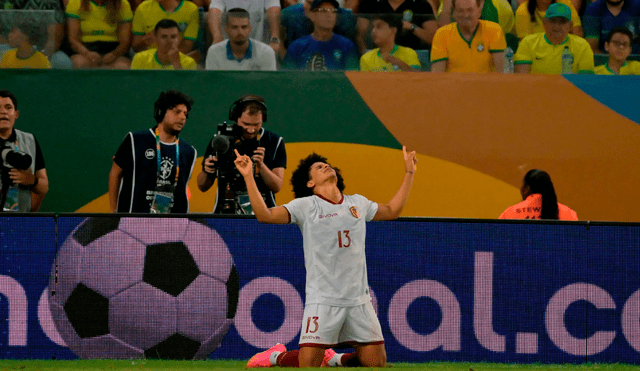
[210,0,280,44]
[284,194,378,307]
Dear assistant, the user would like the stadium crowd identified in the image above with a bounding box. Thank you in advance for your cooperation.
[0,0,639,72]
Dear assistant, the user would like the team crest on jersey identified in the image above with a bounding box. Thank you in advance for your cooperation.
[179,23,188,33]
[145,149,155,159]
[160,156,174,180]
[402,10,413,22]
[350,206,360,218]
[477,43,484,52]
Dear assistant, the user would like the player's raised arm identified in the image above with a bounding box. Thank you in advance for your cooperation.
[373,146,417,221]
[234,149,290,224]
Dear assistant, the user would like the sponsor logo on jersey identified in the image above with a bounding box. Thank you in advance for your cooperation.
[350,206,359,218]
[145,148,155,159]
[319,212,338,219]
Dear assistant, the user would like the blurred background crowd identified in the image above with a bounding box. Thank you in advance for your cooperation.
[0,0,638,73]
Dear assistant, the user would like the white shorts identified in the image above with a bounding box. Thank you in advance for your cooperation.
[298,302,384,348]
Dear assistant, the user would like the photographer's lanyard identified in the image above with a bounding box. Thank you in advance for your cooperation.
[154,127,179,186]
[3,140,20,211]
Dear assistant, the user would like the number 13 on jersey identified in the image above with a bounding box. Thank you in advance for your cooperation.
[337,230,351,248]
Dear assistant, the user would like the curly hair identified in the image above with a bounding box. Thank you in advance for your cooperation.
[290,153,345,198]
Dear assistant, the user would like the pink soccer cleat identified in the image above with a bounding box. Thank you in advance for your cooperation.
[246,343,286,368]
[321,348,337,367]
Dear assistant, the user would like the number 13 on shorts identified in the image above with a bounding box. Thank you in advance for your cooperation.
[305,316,319,333]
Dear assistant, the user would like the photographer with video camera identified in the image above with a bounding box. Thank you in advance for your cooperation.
[197,94,286,214]
[0,89,49,212]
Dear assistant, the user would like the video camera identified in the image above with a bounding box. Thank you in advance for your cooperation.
[0,139,32,171]
[0,139,33,212]
[210,122,260,214]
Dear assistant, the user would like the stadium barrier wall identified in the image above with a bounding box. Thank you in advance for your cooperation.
[1,70,640,221]
[2,214,640,364]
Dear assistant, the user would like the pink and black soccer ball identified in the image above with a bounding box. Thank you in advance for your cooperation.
[48,217,239,360]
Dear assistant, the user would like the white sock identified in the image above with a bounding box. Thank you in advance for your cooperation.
[327,353,343,367]
[269,351,282,366]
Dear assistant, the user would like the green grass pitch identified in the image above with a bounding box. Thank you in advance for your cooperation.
[1,360,640,371]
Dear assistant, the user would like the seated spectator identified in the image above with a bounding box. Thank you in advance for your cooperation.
[499,169,578,220]
[438,0,516,50]
[583,0,640,54]
[131,19,197,69]
[281,0,357,49]
[514,3,594,74]
[430,0,506,72]
[282,0,359,70]
[207,0,283,56]
[0,23,51,68]
[0,6,72,68]
[132,0,199,53]
[515,0,583,39]
[66,0,132,68]
[595,26,640,74]
[205,8,276,70]
[356,0,437,54]
[360,13,420,70]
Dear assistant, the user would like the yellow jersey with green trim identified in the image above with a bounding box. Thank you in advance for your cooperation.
[514,33,594,74]
[131,48,197,69]
[595,61,640,75]
[65,0,133,43]
[430,20,506,73]
[515,0,581,39]
[0,49,51,68]
[360,45,421,71]
[132,0,199,42]
[437,0,514,36]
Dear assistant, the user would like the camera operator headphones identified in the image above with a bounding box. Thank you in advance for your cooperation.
[228,95,267,123]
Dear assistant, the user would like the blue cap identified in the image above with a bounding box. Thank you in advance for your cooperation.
[545,3,571,21]
[310,0,339,10]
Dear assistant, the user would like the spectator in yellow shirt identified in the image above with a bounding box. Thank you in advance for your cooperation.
[131,0,199,54]
[595,26,640,74]
[360,14,421,71]
[430,0,506,73]
[66,0,133,69]
[131,19,197,69]
[0,24,51,69]
[514,3,594,74]
[515,0,583,39]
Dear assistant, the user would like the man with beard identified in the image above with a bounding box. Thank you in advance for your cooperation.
[131,19,197,69]
[583,0,640,54]
[109,90,197,213]
[197,94,286,214]
[205,8,276,70]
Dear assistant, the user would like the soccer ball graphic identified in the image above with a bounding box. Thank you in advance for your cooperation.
[48,217,239,359]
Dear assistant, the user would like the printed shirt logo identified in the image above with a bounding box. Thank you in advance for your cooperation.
[350,206,360,218]
[159,157,174,180]
[179,22,188,33]
[333,49,342,61]
[145,148,155,159]
[477,43,484,52]
[402,10,413,22]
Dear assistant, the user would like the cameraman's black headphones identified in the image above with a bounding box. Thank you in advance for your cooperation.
[154,91,168,123]
[228,95,267,123]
